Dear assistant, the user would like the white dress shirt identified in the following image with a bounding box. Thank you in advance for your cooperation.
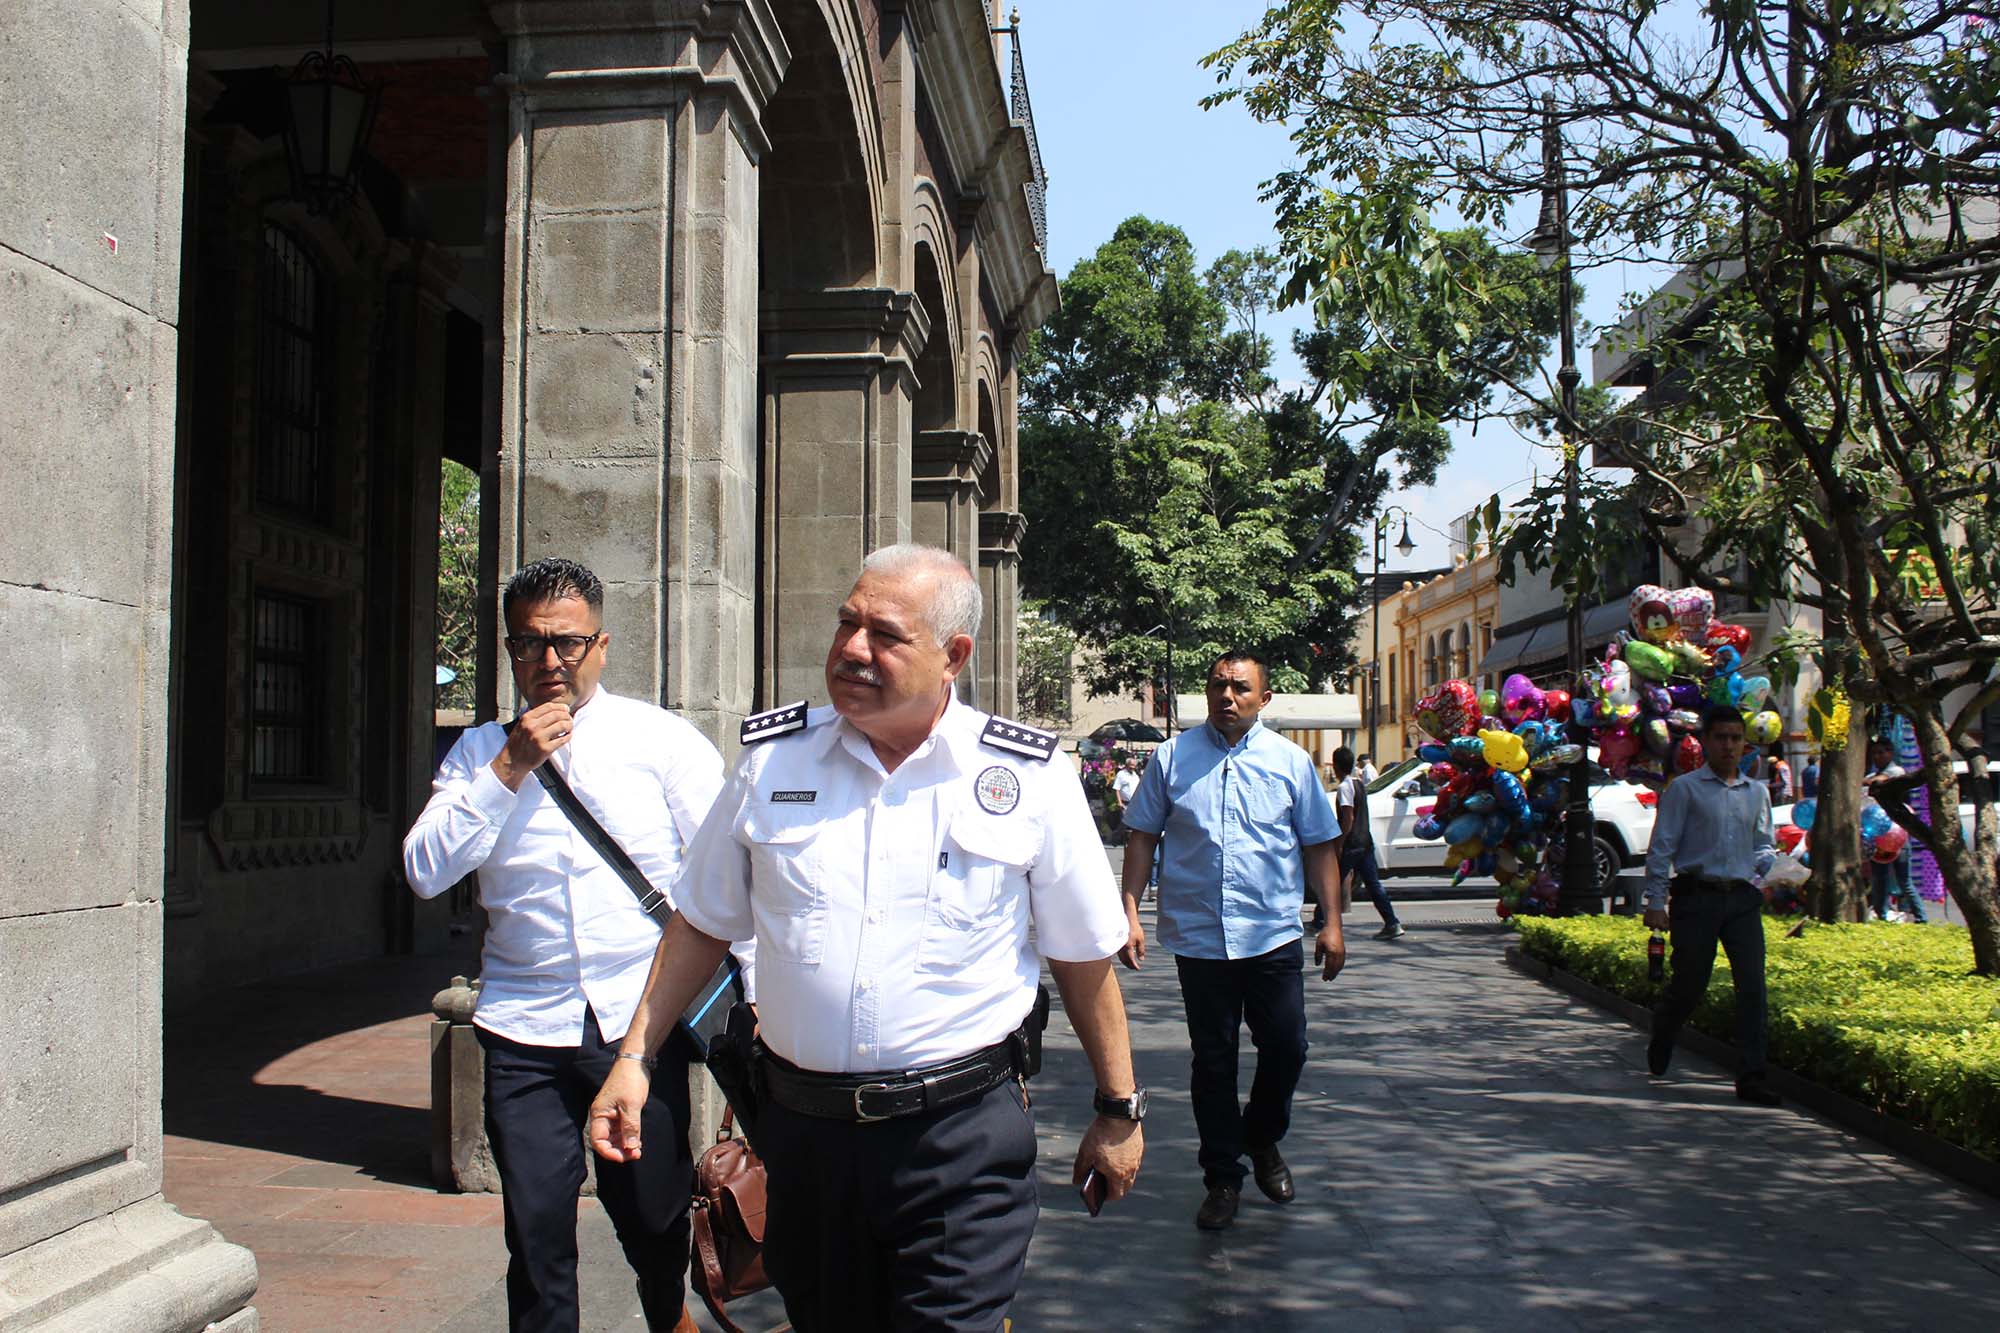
[1642,764,1777,911]
[674,696,1128,1074]
[403,688,729,1046]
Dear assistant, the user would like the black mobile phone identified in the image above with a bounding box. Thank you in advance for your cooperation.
[1079,1168,1107,1217]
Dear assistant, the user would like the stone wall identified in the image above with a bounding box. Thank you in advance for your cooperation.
[0,0,257,1325]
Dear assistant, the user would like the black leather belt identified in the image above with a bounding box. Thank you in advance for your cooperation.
[759,1040,1022,1124]
[1673,874,1750,894]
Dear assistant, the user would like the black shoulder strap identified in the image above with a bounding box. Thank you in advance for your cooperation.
[502,721,743,1058]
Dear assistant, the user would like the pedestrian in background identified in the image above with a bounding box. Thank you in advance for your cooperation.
[1799,751,1821,800]
[1763,744,1794,805]
[1643,705,1781,1107]
[1117,649,1345,1231]
[1325,746,1403,940]
[1864,737,1927,924]
[403,558,732,1332]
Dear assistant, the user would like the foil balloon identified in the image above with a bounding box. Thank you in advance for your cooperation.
[1428,761,1461,788]
[1462,791,1498,814]
[1569,695,1603,729]
[1414,679,1480,740]
[1668,640,1712,676]
[1791,797,1818,831]
[1668,683,1703,710]
[1641,683,1673,717]
[1445,837,1485,866]
[1530,743,1583,772]
[1479,728,1531,774]
[1710,645,1742,676]
[1641,717,1674,757]
[1667,708,1703,734]
[1598,723,1640,775]
[1417,743,1452,763]
[1543,688,1572,722]
[1669,586,1716,639]
[1443,813,1485,846]
[1449,735,1488,765]
[1733,675,1772,714]
[1860,803,1893,841]
[1500,673,1547,726]
[1491,769,1529,818]
[1601,660,1638,712]
[1414,813,1444,841]
[1478,688,1501,719]
[1627,584,1678,643]
[1745,709,1782,745]
[1674,734,1705,773]
[1624,639,1676,682]
[1872,824,1909,861]
[1775,823,1806,854]
[1705,621,1752,654]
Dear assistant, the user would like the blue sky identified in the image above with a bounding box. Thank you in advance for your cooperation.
[1018,1,1655,574]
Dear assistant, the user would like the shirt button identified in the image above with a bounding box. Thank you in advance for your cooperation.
[857,977,872,991]
[855,1041,868,1055]
[867,910,882,924]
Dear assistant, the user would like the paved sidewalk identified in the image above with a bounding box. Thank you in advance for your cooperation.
[161,881,2000,1330]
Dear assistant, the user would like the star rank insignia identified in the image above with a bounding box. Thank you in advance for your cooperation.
[741,700,808,744]
[980,715,1057,762]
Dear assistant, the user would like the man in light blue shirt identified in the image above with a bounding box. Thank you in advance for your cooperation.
[1642,704,1780,1105]
[1118,649,1344,1230]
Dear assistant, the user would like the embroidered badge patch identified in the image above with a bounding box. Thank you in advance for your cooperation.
[769,790,817,803]
[975,765,1021,815]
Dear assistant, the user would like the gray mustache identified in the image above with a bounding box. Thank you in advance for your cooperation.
[834,664,882,685]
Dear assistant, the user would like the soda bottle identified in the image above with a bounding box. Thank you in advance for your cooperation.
[1647,930,1666,984]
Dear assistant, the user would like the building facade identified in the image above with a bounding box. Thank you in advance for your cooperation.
[1354,546,1499,766]
[0,1,1053,1326]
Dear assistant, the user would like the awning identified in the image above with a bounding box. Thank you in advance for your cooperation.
[1479,602,1634,678]
[1171,692,1362,732]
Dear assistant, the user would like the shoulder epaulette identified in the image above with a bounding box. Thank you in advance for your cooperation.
[741,700,809,744]
[980,715,1058,762]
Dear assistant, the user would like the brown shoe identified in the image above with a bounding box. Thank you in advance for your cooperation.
[1250,1147,1295,1204]
[1194,1182,1240,1230]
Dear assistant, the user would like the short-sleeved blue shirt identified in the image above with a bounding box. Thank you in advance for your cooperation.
[1120,719,1340,960]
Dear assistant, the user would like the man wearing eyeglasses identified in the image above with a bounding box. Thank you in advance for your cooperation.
[404,557,730,1333]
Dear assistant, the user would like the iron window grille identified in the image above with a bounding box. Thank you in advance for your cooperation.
[255,224,331,521]
[250,589,324,783]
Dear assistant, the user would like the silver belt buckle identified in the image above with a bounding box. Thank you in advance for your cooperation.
[852,1081,895,1123]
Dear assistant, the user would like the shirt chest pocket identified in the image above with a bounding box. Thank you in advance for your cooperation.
[1238,774,1295,829]
[918,813,1038,973]
[743,806,825,966]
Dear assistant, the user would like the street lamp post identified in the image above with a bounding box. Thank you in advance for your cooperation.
[1140,621,1172,738]
[1368,507,1417,750]
[1533,100,1600,916]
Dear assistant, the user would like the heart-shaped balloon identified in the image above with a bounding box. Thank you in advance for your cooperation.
[1627,584,1678,643]
[1413,679,1480,740]
[1428,761,1461,789]
[1543,688,1572,722]
[1674,734,1706,772]
[1668,586,1715,639]
[1704,621,1751,654]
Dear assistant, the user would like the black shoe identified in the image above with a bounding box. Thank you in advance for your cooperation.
[1195,1182,1240,1230]
[1250,1147,1295,1204]
[1647,1030,1674,1077]
[1736,1080,1782,1107]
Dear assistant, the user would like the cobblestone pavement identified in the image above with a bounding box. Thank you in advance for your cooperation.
[162,866,2000,1330]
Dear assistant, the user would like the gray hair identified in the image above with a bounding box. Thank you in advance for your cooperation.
[860,543,983,644]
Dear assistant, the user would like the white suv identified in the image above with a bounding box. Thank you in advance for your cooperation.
[1364,757,1659,897]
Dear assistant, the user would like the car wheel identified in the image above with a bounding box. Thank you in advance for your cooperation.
[1593,834,1622,897]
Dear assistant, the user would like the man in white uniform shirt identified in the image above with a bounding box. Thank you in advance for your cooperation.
[590,544,1143,1332]
[404,558,731,1332]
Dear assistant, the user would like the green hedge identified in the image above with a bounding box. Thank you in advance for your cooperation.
[1515,916,2000,1162]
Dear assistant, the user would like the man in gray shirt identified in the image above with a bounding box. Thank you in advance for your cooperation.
[1642,704,1780,1105]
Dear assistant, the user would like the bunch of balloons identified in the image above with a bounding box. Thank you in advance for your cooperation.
[1787,795,1908,867]
[1564,583,1782,788]
[1406,676,1583,916]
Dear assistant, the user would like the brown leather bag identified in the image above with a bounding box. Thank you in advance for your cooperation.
[689,1108,770,1333]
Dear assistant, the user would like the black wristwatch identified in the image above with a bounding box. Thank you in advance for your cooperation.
[1092,1087,1148,1121]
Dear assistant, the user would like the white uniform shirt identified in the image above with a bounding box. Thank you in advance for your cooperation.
[675,697,1128,1074]
[402,688,730,1046]
[1113,768,1141,804]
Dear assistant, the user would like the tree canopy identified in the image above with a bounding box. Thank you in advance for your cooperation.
[1020,215,1559,700]
[1206,1,2000,964]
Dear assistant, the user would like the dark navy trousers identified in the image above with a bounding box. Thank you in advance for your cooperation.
[479,1010,692,1332]
[1175,939,1309,1187]
[758,1080,1039,1331]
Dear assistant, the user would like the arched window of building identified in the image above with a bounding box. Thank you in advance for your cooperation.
[1425,634,1438,686]
[256,224,330,521]
[1439,628,1454,683]
[1458,620,1473,679]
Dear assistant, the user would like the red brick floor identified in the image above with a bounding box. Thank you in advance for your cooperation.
[161,946,536,1331]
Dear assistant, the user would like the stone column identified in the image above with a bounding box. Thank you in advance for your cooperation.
[488,0,783,748]
[0,1,257,1327]
[912,429,990,703]
[758,288,926,707]
[978,511,1026,719]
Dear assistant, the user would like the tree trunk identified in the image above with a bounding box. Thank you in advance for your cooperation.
[1810,738,1868,921]
[1903,709,2000,975]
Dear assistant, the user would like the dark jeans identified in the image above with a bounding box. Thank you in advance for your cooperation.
[759,1081,1038,1332]
[1344,844,1398,929]
[1868,846,1927,922]
[1175,940,1308,1187]
[479,1011,693,1333]
[1651,883,1768,1080]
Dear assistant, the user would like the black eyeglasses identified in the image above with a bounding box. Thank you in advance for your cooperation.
[504,632,601,664]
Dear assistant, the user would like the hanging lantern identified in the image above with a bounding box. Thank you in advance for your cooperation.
[281,0,380,216]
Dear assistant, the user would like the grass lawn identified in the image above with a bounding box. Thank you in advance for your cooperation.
[1514,915,2000,1162]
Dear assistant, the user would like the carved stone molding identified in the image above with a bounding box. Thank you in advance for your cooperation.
[205,797,371,870]
[912,428,991,489]
[979,508,1026,559]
